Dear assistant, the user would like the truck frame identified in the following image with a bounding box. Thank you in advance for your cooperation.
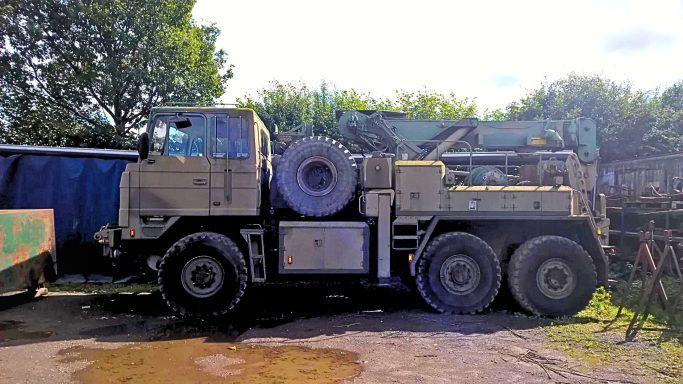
[95,107,610,317]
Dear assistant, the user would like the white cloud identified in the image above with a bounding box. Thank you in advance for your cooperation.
[604,29,675,53]
[491,75,519,88]
[193,0,683,111]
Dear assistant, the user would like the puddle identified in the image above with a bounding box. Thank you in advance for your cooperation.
[0,320,52,343]
[58,337,361,383]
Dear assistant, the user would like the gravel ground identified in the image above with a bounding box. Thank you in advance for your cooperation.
[0,284,646,383]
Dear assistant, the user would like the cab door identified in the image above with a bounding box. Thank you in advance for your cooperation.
[208,113,260,216]
[139,113,210,217]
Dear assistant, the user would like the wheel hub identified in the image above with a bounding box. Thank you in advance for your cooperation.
[181,256,225,298]
[296,156,338,197]
[192,264,216,288]
[536,258,576,299]
[439,254,481,295]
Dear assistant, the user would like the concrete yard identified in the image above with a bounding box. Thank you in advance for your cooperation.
[0,283,676,383]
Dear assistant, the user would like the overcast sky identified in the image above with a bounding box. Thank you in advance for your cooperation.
[193,0,683,112]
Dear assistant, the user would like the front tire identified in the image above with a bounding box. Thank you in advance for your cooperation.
[158,232,247,317]
[508,236,596,316]
[416,232,501,314]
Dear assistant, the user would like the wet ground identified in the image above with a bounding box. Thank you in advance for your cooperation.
[59,340,360,384]
[0,283,648,383]
[0,320,53,342]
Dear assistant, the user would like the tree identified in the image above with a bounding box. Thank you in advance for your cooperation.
[506,74,675,162]
[393,90,477,120]
[238,82,478,148]
[0,0,232,148]
[238,82,383,143]
[661,81,683,111]
[238,82,317,135]
[659,81,683,135]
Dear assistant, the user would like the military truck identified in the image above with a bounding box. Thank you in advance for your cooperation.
[95,107,610,317]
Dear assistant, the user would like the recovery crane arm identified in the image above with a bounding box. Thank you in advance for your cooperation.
[336,110,598,164]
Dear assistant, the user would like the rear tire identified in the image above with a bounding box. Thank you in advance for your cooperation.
[277,136,357,217]
[158,232,247,317]
[416,232,501,314]
[508,236,596,316]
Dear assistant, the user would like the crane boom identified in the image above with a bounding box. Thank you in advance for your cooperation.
[336,110,598,164]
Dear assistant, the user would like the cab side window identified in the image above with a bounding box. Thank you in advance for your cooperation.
[260,125,271,158]
[213,116,250,159]
[151,117,168,155]
[150,114,206,157]
[168,126,189,156]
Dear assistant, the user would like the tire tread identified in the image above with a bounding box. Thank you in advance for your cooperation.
[416,232,501,314]
[277,136,357,217]
[158,232,248,317]
[508,235,596,316]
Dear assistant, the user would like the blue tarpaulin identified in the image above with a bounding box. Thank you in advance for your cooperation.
[0,146,136,274]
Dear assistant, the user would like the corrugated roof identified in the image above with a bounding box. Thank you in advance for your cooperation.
[602,152,683,166]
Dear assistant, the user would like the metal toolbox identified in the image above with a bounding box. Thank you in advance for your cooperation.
[279,221,369,274]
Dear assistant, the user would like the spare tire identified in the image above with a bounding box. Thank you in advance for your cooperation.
[269,154,288,209]
[277,136,357,217]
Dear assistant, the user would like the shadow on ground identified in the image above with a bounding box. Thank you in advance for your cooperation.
[0,280,543,348]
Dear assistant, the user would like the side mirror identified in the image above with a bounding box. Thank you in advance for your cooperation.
[138,132,150,160]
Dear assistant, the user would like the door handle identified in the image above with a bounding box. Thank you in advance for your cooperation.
[192,178,207,185]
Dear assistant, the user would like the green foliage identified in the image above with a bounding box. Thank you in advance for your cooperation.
[239,82,314,133]
[238,82,477,148]
[0,0,232,148]
[575,286,621,322]
[662,81,683,111]
[243,76,683,163]
[506,74,683,162]
[659,81,683,137]
[482,108,508,121]
[392,90,477,120]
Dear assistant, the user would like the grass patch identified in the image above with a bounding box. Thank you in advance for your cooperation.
[544,286,683,382]
[50,283,157,295]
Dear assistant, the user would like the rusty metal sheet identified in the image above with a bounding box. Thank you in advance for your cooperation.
[0,210,57,293]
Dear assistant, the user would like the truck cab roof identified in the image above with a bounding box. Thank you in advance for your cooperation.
[150,106,256,114]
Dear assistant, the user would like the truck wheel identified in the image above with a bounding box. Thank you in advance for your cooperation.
[508,236,596,316]
[277,136,357,217]
[158,232,247,317]
[416,232,501,314]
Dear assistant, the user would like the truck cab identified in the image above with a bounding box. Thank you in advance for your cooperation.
[102,108,271,258]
